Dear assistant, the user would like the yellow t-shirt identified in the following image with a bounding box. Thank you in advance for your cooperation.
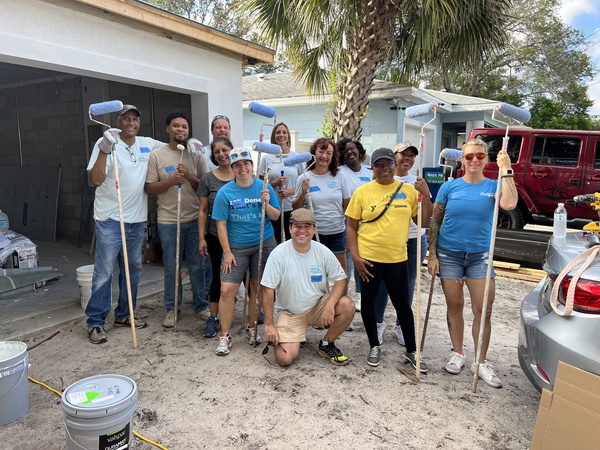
[346,180,417,263]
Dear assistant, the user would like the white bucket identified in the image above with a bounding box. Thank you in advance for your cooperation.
[61,374,137,450]
[0,341,30,426]
[76,264,94,310]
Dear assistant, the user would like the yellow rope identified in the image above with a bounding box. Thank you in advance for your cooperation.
[27,376,168,450]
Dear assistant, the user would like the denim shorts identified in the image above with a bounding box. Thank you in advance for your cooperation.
[436,247,495,280]
[318,231,346,254]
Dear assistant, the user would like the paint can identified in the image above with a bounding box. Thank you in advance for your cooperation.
[0,341,30,426]
[61,374,137,449]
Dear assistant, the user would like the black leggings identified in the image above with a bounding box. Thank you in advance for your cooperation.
[205,232,223,303]
[360,260,415,352]
[270,210,292,244]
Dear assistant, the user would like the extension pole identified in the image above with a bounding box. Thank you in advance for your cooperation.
[173,145,185,329]
[420,275,435,352]
[254,170,269,346]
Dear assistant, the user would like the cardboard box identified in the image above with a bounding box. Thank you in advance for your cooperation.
[531,361,600,449]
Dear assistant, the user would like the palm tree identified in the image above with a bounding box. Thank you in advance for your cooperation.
[238,0,511,140]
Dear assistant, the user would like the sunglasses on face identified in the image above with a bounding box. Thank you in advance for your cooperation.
[230,150,250,161]
[463,152,487,161]
[372,159,395,169]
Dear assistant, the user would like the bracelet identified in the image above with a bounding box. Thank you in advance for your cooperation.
[501,175,514,178]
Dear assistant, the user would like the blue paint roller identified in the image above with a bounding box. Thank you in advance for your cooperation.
[283,152,313,167]
[88,100,124,129]
[249,102,276,118]
[252,142,281,178]
[405,103,436,118]
[495,102,531,124]
[438,148,463,181]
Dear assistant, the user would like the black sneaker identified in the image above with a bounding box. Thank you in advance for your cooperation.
[114,317,147,329]
[405,351,428,374]
[203,316,221,338]
[367,346,381,367]
[88,327,108,344]
[317,340,349,366]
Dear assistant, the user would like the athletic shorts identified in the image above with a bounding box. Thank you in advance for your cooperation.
[436,247,495,280]
[274,293,331,343]
[318,231,346,254]
[220,236,277,284]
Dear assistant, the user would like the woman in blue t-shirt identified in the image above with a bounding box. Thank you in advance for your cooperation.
[427,138,518,388]
[211,148,280,356]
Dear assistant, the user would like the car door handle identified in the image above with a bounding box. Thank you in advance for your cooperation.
[569,179,580,185]
[533,172,548,178]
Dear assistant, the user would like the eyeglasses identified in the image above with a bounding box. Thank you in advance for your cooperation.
[262,342,287,366]
[372,159,395,168]
[126,146,137,163]
[230,150,250,162]
[212,115,230,123]
[463,152,487,161]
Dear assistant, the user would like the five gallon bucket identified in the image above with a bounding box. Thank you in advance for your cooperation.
[61,374,137,450]
[0,341,30,426]
[76,264,94,310]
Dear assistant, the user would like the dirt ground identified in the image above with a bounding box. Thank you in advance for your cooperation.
[1,272,541,449]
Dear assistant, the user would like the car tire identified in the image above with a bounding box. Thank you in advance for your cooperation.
[498,207,525,229]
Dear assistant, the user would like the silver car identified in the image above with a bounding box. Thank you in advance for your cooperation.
[518,231,600,392]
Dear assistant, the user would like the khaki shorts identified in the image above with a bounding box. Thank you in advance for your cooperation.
[274,293,331,343]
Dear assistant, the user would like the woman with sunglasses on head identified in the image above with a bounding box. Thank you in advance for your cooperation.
[346,148,431,371]
[211,148,281,356]
[292,137,352,272]
[197,137,235,338]
[427,139,518,387]
[258,122,305,243]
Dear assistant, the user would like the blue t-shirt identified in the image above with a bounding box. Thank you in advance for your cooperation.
[212,178,280,247]
[436,178,497,253]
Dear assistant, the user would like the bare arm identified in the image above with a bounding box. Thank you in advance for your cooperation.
[198,195,209,257]
[89,153,108,187]
[427,202,445,275]
[499,177,518,210]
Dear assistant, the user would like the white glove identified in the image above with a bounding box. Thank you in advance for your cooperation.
[99,129,120,154]
[186,138,204,156]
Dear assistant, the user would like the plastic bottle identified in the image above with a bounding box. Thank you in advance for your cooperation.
[0,210,8,232]
[553,203,567,239]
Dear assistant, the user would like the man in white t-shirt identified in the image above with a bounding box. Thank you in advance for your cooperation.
[86,105,163,344]
[261,208,355,366]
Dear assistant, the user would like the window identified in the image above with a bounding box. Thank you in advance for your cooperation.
[531,137,581,167]
[594,141,600,170]
[474,134,523,163]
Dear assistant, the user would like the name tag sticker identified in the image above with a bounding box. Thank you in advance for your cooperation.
[309,265,323,283]
[309,186,321,193]
[359,176,371,182]
[327,182,339,189]
[164,165,176,173]
[231,199,244,209]
[394,193,407,200]
[140,147,151,153]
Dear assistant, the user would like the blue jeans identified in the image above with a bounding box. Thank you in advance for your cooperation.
[86,219,144,329]
[375,234,428,323]
[158,221,208,313]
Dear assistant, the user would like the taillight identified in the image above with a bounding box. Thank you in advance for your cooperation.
[549,274,600,314]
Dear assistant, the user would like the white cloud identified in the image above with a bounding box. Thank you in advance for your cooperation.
[559,0,597,23]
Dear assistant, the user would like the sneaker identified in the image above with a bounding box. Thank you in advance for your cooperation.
[246,327,263,345]
[354,293,361,312]
[162,311,175,328]
[393,325,405,346]
[367,346,381,367]
[195,309,210,321]
[114,317,147,329]
[88,327,107,344]
[346,320,354,332]
[215,334,232,356]
[317,340,349,366]
[257,311,265,325]
[445,351,466,375]
[471,361,502,388]
[203,316,221,338]
[376,321,387,345]
[405,351,428,374]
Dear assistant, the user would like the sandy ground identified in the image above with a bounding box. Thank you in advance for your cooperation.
[1,272,541,449]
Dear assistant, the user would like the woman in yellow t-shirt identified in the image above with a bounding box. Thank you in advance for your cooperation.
[346,148,431,371]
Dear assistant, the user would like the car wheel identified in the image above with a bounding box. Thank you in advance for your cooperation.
[498,207,525,229]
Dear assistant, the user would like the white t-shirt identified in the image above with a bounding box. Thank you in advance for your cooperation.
[203,144,218,171]
[339,164,372,194]
[261,240,347,314]
[293,171,352,235]
[258,152,305,212]
[395,174,427,239]
[87,136,163,223]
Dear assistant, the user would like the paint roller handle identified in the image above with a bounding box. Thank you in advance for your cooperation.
[99,129,120,154]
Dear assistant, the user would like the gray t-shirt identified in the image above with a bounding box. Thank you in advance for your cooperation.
[196,171,234,237]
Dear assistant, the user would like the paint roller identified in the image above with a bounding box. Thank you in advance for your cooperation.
[252,142,281,178]
[172,143,186,328]
[283,152,313,167]
[473,101,530,392]
[89,100,124,143]
[249,101,276,142]
[403,102,437,381]
[438,148,463,181]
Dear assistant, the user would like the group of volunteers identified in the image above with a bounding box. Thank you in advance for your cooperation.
[85,104,518,388]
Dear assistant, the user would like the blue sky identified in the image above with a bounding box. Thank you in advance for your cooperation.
[559,0,600,115]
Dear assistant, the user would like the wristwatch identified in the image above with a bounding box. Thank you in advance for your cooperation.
[500,168,514,176]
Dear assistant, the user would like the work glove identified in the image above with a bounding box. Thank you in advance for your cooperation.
[186,138,204,156]
[98,129,120,154]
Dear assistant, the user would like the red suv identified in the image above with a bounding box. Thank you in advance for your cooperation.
[468,128,600,228]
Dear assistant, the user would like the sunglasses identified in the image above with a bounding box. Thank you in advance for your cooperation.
[262,342,287,366]
[212,115,230,123]
[372,159,395,168]
[463,152,487,161]
[230,150,250,161]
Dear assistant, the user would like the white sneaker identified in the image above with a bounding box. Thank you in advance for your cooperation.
[346,320,354,332]
[376,321,387,345]
[445,351,466,374]
[215,334,232,356]
[393,325,405,346]
[471,361,502,388]
[354,293,361,312]
[246,327,263,345]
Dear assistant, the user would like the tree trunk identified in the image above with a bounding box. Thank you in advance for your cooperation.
[332,0,398,141]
